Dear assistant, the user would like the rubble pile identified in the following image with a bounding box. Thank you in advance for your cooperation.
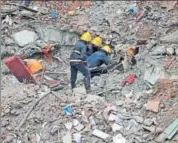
[1,1,178,143]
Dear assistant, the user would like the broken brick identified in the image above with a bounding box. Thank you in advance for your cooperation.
[146,99,160,112]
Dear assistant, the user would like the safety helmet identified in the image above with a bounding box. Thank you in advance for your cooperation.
[80,32,92,42]
[102,45,111,54]
[128,48,135,56]
[91,36,102,47]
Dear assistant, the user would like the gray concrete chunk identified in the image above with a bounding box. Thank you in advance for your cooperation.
[160,30,178,44]
[12,30,38,47]
[92,129,110,139]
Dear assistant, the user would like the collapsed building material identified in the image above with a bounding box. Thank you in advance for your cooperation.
[1,1,178,142]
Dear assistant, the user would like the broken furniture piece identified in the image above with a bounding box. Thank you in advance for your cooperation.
[4,56,36,83]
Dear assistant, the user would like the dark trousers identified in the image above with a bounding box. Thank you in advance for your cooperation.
[70,63,91,91]
[89,66,108,78]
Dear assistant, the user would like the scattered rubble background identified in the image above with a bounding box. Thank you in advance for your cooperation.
[1,1,178,143]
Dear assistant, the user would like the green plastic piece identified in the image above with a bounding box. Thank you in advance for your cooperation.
[164,118,178,140]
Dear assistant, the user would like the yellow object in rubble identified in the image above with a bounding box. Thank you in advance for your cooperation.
[91,36,102,47]
[80,32,92,42]
[68,11,76,15]
[24,59,43,74]
[128,48,135,56]
[102,45,111,54]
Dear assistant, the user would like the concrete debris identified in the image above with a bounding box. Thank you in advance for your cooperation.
[108,113,121,124]
[134,116,144,123]
[144,65,170,85]
[146,98,160,112]
[113,134,127,143]
[65,122,73,131]
[143,125,162,134]
[10,109,20,116]
[73,133,81,143]
[75,123,85,131]
[12,30,38,47]
[92,129,110,139]
[175,48,178,55]
[73,119,80,127]
[62,132,72,143]
[1,1,178,142]
[36,7,49,14]
[37,27,79,45]
[73,87,87,96]
[84,94,104,103]
[160,30,178,44]
[1,62,9,74]
[50,126,59,135]
[4,135,14,143]
[126,119,139,134]
[150,45,166,55]
[4,37,14,45]
[144,119,153,126]
[112,123,123,132]
[166,47,175,55]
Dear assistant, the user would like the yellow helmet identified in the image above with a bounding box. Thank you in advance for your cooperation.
[102,45,111,54]
[91,36,102,47]
[80,32,92,42]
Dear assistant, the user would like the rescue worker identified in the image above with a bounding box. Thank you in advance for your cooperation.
[87,45,111,68]
[127,47,139,66]
[69,32,92,93]
[87,36,103,56]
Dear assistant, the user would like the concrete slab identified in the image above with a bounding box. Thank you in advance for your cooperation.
[12,30,38,47]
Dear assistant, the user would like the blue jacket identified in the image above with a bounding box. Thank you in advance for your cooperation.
[86,47,93,57]
[86,50,110,68]
[70,40,88,61]
[86,46,98,57]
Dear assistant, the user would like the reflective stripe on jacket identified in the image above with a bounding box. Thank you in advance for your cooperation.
[70,40,88,61]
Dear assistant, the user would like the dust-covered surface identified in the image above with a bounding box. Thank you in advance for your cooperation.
[1,1,178,143]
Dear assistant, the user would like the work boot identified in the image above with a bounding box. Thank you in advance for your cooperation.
[71,83,76,89]
[71,88,75,96]
[86,87,91,94]
[84,78,91,94]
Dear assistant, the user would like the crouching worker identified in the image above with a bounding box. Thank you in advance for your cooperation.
[86,45,111,77]
[69,32,92,93]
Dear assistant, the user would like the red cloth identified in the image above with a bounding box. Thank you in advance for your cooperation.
[121,74,136,87]
[42,48,51,56]
[42,47,53,64]
[126,74,136,84]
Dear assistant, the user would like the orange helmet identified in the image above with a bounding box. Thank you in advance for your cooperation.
[128,48,135,56]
